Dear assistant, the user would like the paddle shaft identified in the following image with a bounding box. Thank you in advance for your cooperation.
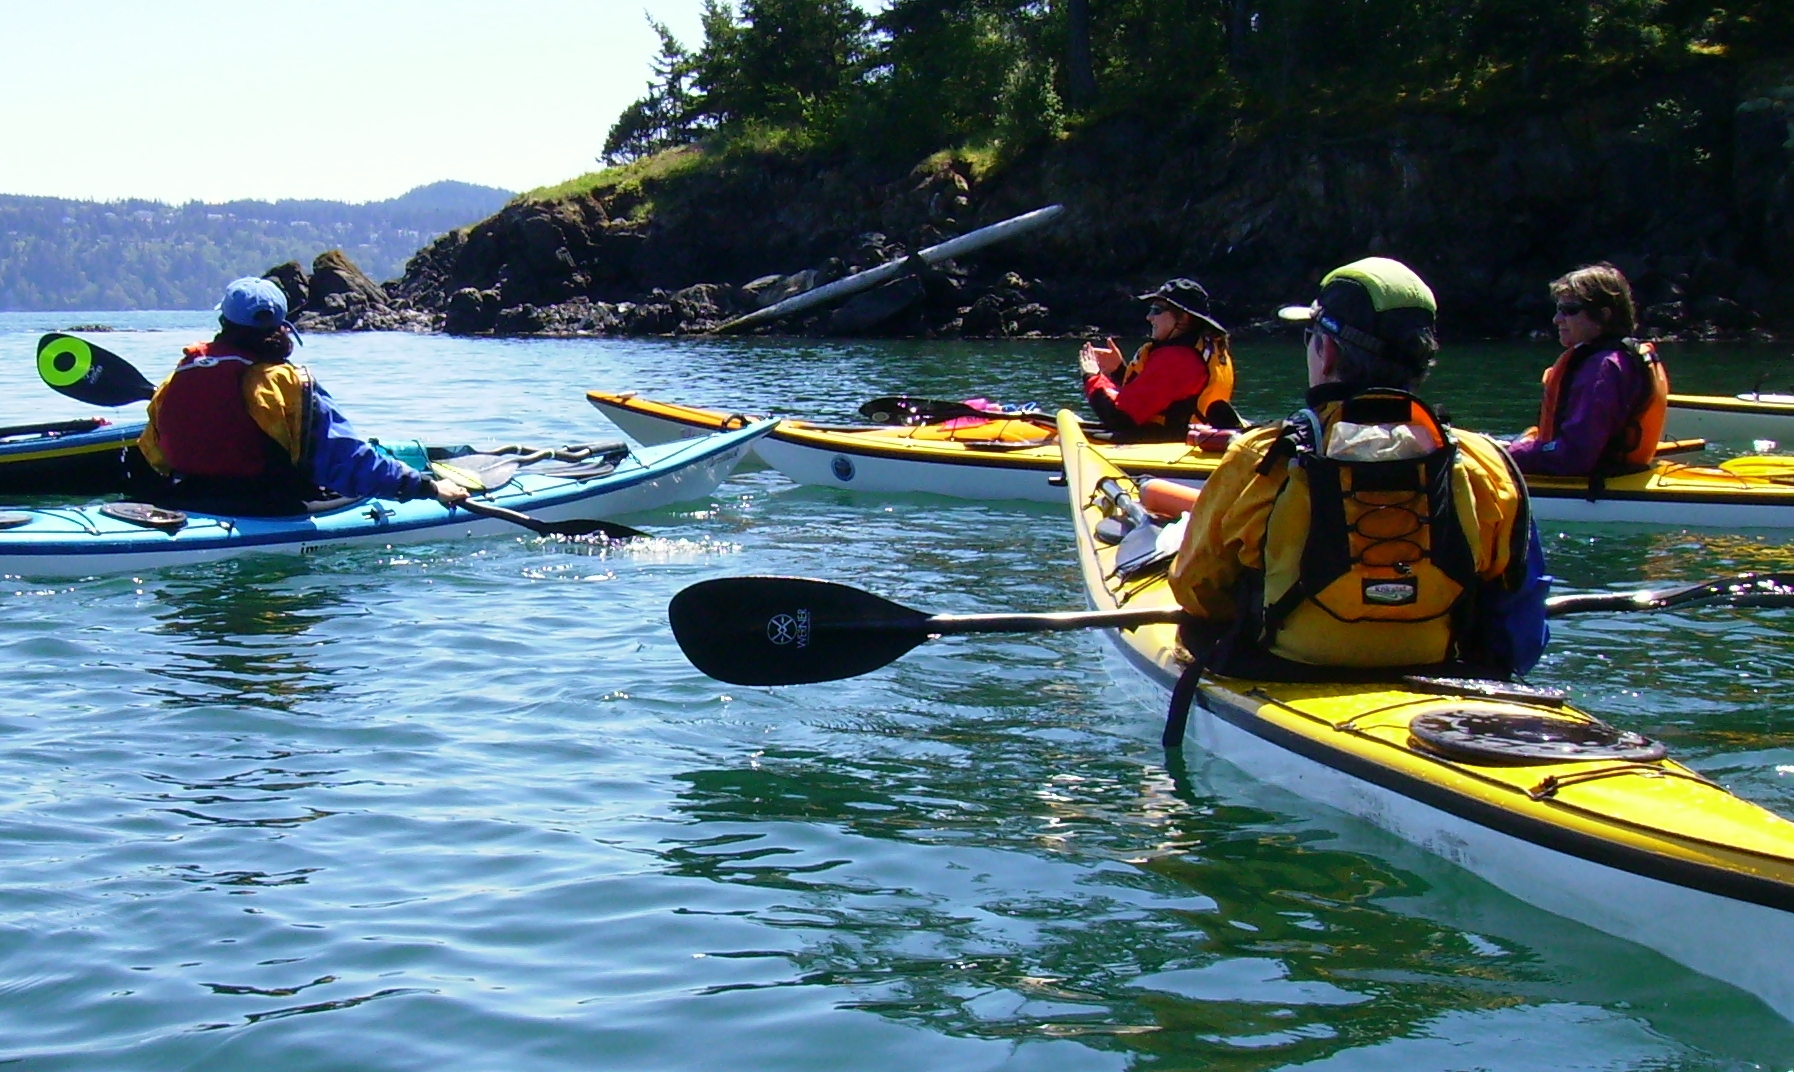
[668,573,1794,688]
[927,606,1187,635]
[925,574,1794,635]
[455,497,646,540]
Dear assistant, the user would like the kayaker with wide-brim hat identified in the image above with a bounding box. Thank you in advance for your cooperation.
[136,276,469,515]
[1166,256,1549,679]
[1078,277,1239,443]
[1508,263,1670,477]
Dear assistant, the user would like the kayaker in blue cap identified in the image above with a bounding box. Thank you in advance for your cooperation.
[1078,278,1239,442]
[136,276,469,514]
[1166,257,1548,679]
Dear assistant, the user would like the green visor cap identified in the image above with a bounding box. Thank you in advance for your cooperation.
[1277,257,1437,356]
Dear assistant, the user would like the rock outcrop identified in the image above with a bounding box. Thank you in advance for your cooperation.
[370,66,1794,340]
[265,251,435,332]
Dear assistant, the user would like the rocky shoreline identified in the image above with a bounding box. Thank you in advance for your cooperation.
[273,69,1794,345]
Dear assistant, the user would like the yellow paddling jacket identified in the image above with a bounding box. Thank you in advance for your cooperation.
[1169,388,1535,670]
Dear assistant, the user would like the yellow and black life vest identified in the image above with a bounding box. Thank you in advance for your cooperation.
[1251,390,1481,668]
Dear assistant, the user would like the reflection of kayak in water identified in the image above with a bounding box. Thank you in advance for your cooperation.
[1666,392,1794,446]
[1057,410,1794,1023]
[0,416,143,496]
[0,420,774,577]
[590,390,1794,528]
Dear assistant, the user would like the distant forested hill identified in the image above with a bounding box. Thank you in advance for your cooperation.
[0,180,514,310]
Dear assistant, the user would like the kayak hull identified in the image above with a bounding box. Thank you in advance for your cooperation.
[591,391,1794,527]
[0,419,142,496]
[587,391,1224,503]
[1059,408,1794,1020]
[1667,393,1794,446]
[0,420,774,577]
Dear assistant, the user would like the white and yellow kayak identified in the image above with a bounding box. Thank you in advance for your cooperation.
[1057,408,1794,1021]
[587,390,1228,502]
[590,390,1794,528]
[1667,392,1794,446]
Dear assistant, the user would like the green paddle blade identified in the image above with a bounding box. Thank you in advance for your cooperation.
[669,576,935,686]
[37,333,156,406]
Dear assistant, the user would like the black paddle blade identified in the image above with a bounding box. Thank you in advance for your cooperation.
[859,396,982,425]
[540,518,648,539]
[37,334,156,406]
[669,576,934,685]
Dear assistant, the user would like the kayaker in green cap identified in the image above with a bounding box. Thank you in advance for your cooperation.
[1166,256,1548,679]
[137,277,470,515]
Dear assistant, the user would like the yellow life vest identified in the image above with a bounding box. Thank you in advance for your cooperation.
[1253,390,1483,668]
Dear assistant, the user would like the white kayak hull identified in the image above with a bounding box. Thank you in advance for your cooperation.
[752,436,1067,502]
[1667,394,1794,447]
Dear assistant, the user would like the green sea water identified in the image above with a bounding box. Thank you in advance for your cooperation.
[1,313,1793,1070]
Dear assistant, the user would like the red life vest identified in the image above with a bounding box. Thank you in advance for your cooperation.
[153,342,280,479]
[1536,339,1670,470]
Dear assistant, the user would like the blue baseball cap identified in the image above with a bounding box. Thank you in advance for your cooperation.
[217,277,302,343]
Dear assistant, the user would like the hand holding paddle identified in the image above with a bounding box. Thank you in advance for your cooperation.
[669,573,1794,686]
[428,456,645,538]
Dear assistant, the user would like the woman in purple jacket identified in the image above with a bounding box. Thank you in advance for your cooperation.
[1508,263,1669,476]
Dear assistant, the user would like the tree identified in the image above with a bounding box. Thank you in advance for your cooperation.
[603,18,707,164]
[695,0,869,124]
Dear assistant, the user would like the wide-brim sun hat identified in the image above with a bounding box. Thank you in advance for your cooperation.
[1135,277,1227,335]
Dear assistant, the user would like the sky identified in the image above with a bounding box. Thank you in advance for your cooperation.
[0,0,878,205]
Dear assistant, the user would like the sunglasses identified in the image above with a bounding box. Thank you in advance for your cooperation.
[1146,304,1174,317]
[1556,301,1588,317]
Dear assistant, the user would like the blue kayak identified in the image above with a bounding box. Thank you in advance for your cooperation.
[0,417,143,495]
[0,419,774,577]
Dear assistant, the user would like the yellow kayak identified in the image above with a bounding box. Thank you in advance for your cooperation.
[590,390,1794,527]
[1057,408,1794,1020]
